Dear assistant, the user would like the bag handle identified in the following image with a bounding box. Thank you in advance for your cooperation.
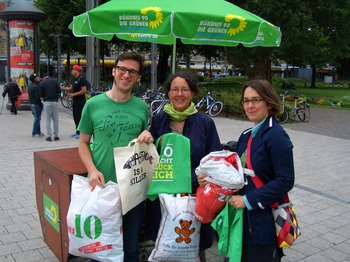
[156,136,164,153]
[246,135,289,207]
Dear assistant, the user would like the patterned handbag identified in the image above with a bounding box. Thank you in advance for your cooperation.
[272,196,301,247]
[246,135,301,248]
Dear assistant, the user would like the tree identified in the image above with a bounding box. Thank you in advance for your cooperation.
[225,0,350,85]
[224,0,287,82]
[35,0,87,55]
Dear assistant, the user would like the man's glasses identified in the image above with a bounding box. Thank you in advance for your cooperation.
[116,66,139,77]
[242,97,264,106]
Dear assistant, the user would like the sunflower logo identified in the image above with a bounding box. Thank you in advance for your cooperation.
[140,7,163,29]
[225,14,247,36]
[50,205,57,224]
[130,34,139,39]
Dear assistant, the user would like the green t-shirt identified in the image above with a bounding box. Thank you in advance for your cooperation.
[78,93,148,182]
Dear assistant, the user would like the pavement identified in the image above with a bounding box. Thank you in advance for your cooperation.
[0,84,349,262]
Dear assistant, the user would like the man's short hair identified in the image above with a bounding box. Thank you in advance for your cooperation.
[114,52,144,75]
[42,73,50,79]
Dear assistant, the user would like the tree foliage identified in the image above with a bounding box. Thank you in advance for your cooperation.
[35,0,350,84]
[225,0,350,84]
[35,0,87,56]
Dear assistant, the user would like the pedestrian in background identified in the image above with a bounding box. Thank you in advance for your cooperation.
[40,74,60,142]
[146,70,222,261]
[78,52,153,262]
[17,73,27,91]
[61,65,87,139]
[229,80,294,262]
[28,73,44,138]
[2,78,21,115]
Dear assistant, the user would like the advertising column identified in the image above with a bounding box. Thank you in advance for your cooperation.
[9,19,34,92]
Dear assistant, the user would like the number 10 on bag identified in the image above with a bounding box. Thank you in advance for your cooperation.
[69,214,104,240]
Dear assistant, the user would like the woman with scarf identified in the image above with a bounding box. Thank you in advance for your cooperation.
[145,70,222,261]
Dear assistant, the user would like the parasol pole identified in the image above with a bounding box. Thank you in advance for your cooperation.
[171,38,176,73]
[151,43,157,91]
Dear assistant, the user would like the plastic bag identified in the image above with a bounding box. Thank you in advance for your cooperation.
[195,183,236,223]
[148,194,201,262]
[67,175,123,262]
[195,150,244,189]
[114,139,159,215]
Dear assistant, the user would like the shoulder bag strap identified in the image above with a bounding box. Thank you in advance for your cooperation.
[246,135,264,188]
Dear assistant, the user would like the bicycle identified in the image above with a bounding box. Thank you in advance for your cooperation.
[277,91,311,124]
[150,95,168,116]
[59,82,73,111]
[137,88,169,118]
[195,89,223,117]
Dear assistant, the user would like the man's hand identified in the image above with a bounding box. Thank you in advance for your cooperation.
[67,93,74,98]
[137,130,154,144]
[88,170,105,187]
[228,195,246,209]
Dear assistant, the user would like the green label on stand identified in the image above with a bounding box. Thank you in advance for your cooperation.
[43,193,60,233]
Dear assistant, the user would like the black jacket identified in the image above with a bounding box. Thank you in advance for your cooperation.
[28,82,43,107]
[2,82,21,99]
[40,78,60,102]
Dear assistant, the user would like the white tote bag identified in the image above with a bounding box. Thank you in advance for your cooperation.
[114,139,159,215]
[67,175,123,262]
[148,194,201,262]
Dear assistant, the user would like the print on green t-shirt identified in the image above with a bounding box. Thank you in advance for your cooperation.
[78,93,148,183]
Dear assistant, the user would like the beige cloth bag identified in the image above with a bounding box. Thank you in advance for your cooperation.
[114,139,159,214]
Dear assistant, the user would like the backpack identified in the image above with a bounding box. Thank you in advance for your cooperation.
[84,79,92,100]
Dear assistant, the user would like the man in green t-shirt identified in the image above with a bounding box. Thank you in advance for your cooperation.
[78,52,153,262]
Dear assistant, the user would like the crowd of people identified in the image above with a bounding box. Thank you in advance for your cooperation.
[2,64,89,142]
[2,52,295,262]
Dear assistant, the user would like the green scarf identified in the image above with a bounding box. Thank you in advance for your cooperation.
[164,102,198,121]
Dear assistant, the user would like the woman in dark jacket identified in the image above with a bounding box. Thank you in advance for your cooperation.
[145,70,222,261]
[228,80,295,262]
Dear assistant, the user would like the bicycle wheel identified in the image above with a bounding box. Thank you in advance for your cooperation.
[276,108,289,124]
[61,96,70,109]
[208,101,223,117]
[297,104,311,122]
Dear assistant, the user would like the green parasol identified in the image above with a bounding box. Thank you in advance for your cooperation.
[70,0,281,72]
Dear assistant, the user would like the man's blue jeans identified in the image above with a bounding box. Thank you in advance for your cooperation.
[30,104,43,136]
[122,201,145,262]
